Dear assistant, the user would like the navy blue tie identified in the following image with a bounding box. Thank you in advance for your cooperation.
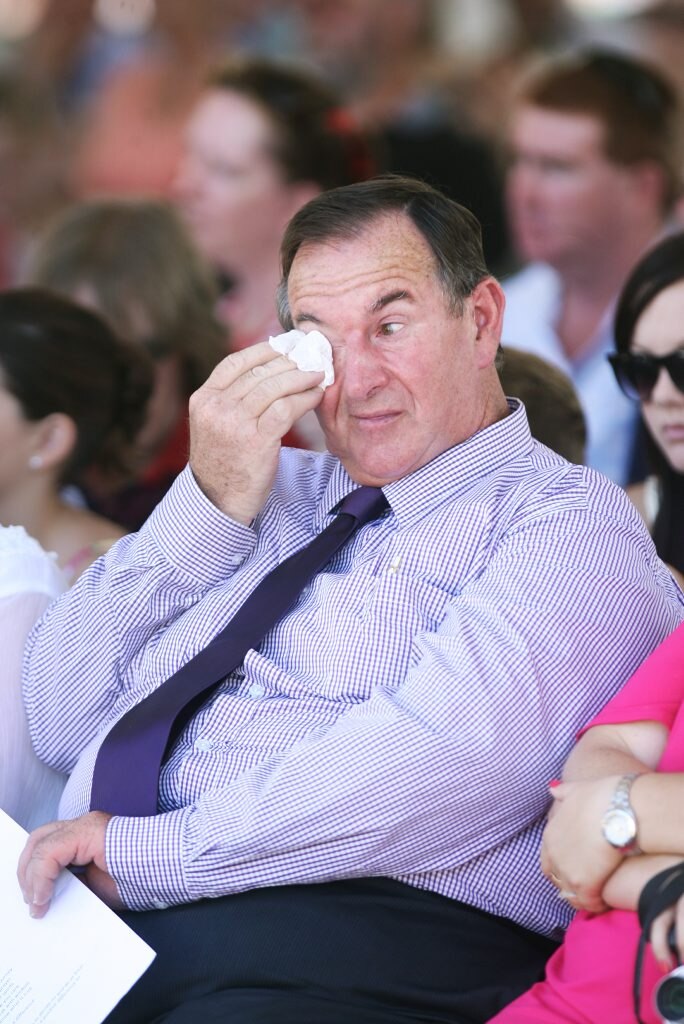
[89,486,388,817]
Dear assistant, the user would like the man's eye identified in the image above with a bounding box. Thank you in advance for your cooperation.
[379,322,402,336]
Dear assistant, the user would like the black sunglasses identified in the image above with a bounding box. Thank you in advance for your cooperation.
[608,350,684,401]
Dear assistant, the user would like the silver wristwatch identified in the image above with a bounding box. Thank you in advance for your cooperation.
[601,772,642,854]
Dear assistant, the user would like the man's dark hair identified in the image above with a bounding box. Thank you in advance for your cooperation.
[277,174,489,327]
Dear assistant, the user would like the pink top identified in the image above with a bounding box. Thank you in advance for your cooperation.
[489,620,684,1024]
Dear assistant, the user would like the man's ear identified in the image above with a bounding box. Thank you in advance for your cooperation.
[470,277,506,369]
[30,413,78,473]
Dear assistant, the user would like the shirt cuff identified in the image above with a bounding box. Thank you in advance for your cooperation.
[106,808,193,911]
[145,465,256,586]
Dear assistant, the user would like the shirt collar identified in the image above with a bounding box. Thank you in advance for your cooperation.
[317,400,534,530]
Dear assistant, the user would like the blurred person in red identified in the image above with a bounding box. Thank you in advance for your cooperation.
[173,56,373,450]
[173,56,374,355]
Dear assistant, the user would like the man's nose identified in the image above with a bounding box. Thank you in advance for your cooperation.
[336,334,389,400]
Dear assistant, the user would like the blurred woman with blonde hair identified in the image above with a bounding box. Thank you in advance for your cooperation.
[30,196,225,529]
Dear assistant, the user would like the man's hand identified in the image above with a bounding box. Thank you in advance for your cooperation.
[189,342,325,524]
[17,812,120,918]
[540,776,625,914]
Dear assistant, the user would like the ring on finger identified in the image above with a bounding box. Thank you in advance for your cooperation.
[557,889,578,901]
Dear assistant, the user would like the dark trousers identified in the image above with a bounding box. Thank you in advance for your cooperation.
[106,878,558,1024]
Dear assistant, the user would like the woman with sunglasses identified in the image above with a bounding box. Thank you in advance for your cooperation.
[608,231,684,586]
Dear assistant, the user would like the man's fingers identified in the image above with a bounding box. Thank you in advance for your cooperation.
[17,820,62,893]
[20,827,75,917]
[212,353,306,406]
[201,341,281,391]
[188,336,326,523]
[215,356,324,415]
[191,353,324,440]
[17,813,112,918]
[244,367,325,427]
[257,383,325,437]
[200,344,325,408]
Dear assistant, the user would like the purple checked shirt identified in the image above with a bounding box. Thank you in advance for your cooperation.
[23,402,684,935]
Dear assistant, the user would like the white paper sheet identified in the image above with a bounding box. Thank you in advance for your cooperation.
[0,809,155,1024]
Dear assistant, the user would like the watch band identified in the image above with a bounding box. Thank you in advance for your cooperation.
[613,772,641,812]
[603,772,642,854]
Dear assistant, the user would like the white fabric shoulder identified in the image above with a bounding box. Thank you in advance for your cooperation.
[501,263,564,361]
[0,526,66,599]
[0,590,67,829]
[502,262,561,308]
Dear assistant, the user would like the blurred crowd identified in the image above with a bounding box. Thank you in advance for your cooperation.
[1,0,681,283]
[0,0,682,572]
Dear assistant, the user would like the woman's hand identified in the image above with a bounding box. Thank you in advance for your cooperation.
[541,776,626,914]
[651,895,684,969]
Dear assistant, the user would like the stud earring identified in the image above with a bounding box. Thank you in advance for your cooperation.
[28,454,43,470]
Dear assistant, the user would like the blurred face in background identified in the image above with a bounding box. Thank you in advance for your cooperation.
[173,88,311,279]
[506,105,640,272]
[631,279,684,473]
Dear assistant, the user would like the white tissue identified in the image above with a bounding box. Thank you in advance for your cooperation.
[269,329,334,389]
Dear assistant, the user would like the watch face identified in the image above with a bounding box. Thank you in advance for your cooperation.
[603,808,637,849]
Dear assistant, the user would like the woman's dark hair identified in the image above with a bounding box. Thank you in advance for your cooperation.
[614,231,684,574]
[209,57,375,191]
[0,287,153,485]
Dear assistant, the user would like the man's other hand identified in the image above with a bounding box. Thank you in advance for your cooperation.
[189,341,325,524]
[17,811,120,917]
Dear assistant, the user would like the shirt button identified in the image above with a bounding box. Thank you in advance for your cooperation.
[194,738,213,752]
[247,682,266,700]
[152,900,169,910]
